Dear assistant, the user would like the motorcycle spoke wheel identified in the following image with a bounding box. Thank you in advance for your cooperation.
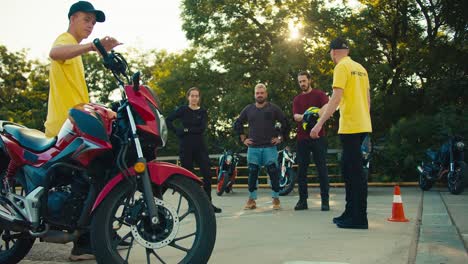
[0,228,35,263]
[447,162,465,195]
[279,169,296,196]
[1,230,15,250]
[92,175,216,264]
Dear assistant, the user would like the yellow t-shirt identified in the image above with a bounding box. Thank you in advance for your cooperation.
[44,32,89,137]
[332,56,372,134]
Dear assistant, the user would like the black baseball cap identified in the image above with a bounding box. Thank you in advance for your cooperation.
[68,1,105,22]
[329,37,349,51]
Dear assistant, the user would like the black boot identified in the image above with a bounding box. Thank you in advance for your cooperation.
[321,198,330,211]
[333,211,350,224]
[212,204,222,213]
[294,199,308,211]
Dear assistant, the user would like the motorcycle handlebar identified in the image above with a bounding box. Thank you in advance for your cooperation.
[93,38,109,60]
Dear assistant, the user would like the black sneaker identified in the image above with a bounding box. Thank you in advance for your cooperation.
[212,204,222,213]
[332,211,349,224]
[69,245,95,261]
[321,200,330,211]
[294,199,308,211]
[335,218,368,229]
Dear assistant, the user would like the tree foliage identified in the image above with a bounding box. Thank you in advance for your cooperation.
[0,46,48,129]
[180,0,467,180]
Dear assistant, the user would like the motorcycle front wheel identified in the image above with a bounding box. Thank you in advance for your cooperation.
[279,168,296,196]
[447,161,466,195]
[91,174,216,264]
[216,172,229,196]
[418,169,433,191]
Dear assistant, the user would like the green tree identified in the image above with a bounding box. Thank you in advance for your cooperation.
[0,46,48,129]
[181,0,317,146]
[83,52,120,105]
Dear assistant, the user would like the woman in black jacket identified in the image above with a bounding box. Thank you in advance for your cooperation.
[166,87,221,213]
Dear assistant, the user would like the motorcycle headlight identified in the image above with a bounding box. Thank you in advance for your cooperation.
[226,155,232,165]
[157,111,168,147]
[455,141,464,151]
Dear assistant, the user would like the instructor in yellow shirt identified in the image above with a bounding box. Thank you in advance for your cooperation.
[44,1,121,261]
[310,37,372,229]
[45,1,121,138]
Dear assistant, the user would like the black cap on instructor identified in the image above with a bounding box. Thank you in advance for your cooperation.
[68,1,106,22]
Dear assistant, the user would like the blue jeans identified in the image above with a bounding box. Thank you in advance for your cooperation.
[247,146,280,199]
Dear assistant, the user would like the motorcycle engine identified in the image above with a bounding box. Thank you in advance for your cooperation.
[47,187,71,219]
[61,192,87,226]
[423,163,437,180]
[47,187,86,226]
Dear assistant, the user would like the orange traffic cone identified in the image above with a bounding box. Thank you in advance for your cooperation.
[388,185,409,222]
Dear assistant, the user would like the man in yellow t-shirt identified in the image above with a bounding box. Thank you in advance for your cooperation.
[44,1,121,261]
[44,1,121,138]
[310,37,372,230]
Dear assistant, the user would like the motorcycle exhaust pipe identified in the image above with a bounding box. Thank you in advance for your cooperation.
[40,230,80,244]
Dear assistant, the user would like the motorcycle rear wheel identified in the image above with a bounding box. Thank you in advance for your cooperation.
[0,228,35,264]
[279,168,296,196]
[91,174,216,264]
[448,161,466,195]
[0,172,36,264]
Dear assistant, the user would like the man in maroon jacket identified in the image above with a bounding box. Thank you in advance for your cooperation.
[293,71,330,211]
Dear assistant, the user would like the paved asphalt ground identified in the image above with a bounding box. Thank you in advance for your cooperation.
[20,186,468,264]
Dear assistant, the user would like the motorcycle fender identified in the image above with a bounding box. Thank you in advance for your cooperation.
[91,161,201,213]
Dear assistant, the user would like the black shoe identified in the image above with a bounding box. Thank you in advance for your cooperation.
[294,199,308,211]
[321,200,330,211]
[212,204,222,213]
[335,218,368,229]
[332,211,349,224]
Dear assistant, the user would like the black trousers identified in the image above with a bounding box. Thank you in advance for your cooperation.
[296,137,329,200]
[340,133,368,222]
[179,141,212,200]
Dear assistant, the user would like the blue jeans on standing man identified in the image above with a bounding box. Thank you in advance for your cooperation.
[247,146,280,199]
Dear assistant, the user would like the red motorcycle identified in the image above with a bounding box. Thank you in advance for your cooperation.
[216,149,240,196]
[0,39,216,264]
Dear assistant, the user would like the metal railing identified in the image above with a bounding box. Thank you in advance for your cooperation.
[156,149,345,187]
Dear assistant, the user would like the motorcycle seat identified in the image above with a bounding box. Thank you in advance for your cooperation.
[4,124,56,152]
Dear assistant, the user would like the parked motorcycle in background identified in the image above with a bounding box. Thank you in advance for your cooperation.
[361,134,372,181]
[417,135,466,194]
[278,146,296,196]
[216,150,240,196]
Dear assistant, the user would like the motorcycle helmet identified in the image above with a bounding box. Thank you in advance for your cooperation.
[302,106,320,130]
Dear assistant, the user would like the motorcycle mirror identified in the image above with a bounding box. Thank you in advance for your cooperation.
[132,71,141,92]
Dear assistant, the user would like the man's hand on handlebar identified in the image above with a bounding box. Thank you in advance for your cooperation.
[95,36,122,52]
